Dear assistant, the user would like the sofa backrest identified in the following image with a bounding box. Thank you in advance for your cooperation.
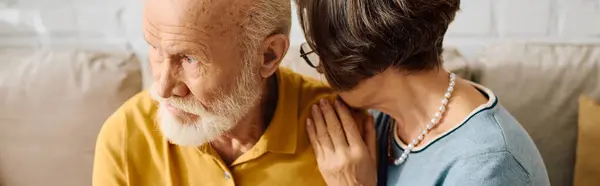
[0,49,143,186]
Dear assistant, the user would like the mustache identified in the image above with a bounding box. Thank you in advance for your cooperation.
[149,87,209,115]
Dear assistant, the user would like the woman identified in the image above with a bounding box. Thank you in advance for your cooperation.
[295,0,550,185]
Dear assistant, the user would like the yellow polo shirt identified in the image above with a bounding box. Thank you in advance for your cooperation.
[93,68,334,186]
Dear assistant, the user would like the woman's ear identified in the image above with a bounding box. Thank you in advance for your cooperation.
[259,34,289,78]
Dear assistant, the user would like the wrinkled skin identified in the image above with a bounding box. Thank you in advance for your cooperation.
[143,0,252,105]
[142,0,290,163]
[307,99,378,186]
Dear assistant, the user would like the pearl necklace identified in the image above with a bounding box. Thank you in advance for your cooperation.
[388,73,456,165]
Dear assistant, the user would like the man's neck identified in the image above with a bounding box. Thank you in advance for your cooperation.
[210,75,279,165]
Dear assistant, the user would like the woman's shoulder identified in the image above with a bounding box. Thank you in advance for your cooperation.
[436,104,550,185]
[441,150,549,185]
[447,85,537,157]
[461,104,537,155]
[445,104,550,185]
[450,103,534,155]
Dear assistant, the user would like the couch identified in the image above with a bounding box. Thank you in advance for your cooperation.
[0,48,143,186]
[0,42,598,186]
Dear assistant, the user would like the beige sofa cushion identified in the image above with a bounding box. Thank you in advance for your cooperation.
[0,49,143,186]
[442,46,471,79]
[281,44,471,79]
[474,42,600,186]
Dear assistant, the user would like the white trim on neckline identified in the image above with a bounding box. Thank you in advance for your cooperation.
[393,82,497,151]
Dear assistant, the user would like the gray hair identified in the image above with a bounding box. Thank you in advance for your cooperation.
[240,0,291,58]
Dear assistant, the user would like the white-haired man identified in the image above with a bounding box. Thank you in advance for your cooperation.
[92,0,366,185]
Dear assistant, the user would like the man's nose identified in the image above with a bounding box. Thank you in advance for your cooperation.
[156,63,189,98]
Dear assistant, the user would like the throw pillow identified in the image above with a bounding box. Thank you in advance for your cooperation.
[574,95,600,186]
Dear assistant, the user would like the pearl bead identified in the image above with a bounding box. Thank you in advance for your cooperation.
[396,158,405,165]
[391,73,455,166]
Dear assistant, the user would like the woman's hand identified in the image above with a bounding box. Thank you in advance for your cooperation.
[307,99,377,186]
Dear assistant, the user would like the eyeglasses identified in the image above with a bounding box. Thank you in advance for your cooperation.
[299,42,320,68]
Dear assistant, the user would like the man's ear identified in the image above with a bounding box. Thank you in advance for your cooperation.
[259,34,289,78]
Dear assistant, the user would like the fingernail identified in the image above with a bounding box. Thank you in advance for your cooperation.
[320,99,328,106]
[312,105,318,113]
[306,119,312,126]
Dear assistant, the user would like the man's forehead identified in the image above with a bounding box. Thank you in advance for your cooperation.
[143,0,253,28]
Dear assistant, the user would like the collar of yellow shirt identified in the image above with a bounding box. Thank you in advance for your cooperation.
[196,68,317,166]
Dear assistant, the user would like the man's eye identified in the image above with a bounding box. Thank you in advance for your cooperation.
[184,56,198,64]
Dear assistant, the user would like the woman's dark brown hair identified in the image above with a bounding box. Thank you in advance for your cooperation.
[296,0,460,91]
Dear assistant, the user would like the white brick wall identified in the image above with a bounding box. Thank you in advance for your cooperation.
[1,0,600,58]
[442,0,600,58]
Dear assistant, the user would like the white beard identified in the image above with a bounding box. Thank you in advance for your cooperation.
[153,104,232,146]
[149,61,262,146]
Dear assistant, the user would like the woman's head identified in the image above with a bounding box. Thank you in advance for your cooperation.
[296,0,460,91]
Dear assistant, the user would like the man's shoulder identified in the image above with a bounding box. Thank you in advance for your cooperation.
[94,90,169,185]
[279,67,332,94]
[278,67,336,112]
[278,67,369,129]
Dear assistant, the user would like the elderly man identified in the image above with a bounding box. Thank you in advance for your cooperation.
[91,0,360,185]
